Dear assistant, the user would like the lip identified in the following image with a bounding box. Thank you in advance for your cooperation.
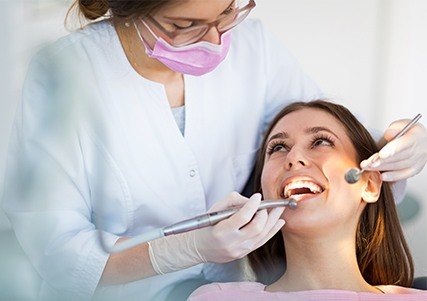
[279,175,326,201]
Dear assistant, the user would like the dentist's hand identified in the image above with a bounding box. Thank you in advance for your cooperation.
[148,192,285,274]
[195,192,285,263]
[361,119,427,181]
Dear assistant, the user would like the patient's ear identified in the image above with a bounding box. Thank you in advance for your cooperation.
[361,171,382,203]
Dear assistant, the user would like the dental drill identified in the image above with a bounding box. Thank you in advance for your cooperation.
[345,113,422,184]
[104,198,297,253]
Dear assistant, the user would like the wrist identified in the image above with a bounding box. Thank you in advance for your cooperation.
[148,231,205,274]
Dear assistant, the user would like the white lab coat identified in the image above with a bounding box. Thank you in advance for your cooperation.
[2,19,321,300]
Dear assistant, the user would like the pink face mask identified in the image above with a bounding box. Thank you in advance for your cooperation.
[134,19,232,76]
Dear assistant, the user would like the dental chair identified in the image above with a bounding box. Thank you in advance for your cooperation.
[413,277,427,290]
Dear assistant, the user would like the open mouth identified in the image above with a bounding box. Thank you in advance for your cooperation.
[282,180,324,200]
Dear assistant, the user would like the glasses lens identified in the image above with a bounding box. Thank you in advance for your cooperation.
[171,27,209,47]
[217,0,254,32]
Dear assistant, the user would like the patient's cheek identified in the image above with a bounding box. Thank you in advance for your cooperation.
[260,169,276,199]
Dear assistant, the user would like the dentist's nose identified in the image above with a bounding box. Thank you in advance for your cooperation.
[285,147,308,170]
[201,26,221,45]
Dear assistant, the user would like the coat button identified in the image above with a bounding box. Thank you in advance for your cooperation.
[189,169,196,177]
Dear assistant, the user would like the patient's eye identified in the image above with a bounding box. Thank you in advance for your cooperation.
[267,141,289,155]
[310,134,335,148]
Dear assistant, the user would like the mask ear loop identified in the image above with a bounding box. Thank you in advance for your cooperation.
[136,17,160,39]
[133,17,158,52]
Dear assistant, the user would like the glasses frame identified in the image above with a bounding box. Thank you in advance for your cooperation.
[142,0,256,46]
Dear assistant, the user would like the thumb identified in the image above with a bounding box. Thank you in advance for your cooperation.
[384,120,408,142]
[208,192,249,212]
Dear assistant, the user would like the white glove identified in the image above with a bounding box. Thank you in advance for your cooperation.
[148,192,285,274]
[361,119,427,182]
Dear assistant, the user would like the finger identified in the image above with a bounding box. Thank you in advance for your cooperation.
[239,209,268,234]
[208,191,250,212]
[371,158,415,173]
[383,119,413,142]
[361,142,414,170]
[238,213,285,254]
[242,206,284,238]
[378,135,414,160]
[360,153,380,169]
[375,146,415,166]
[223,193,262,228]
[381,167,421,182]
[253,219,286,250]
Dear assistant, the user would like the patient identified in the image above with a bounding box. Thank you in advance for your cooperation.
[189,100,427,300]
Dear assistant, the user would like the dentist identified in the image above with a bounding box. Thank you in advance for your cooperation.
[2,1,427,301]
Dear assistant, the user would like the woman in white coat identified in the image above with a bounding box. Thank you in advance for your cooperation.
[2,1,427,301]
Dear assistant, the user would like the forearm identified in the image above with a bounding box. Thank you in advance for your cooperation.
[100,238,157,285]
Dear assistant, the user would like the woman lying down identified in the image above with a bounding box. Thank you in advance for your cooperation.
[189,100,427,300]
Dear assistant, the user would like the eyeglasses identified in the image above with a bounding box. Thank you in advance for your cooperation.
[142,0,256,47]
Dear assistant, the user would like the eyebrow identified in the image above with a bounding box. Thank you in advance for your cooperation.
[306,126,340,140]
[267,132,289,144]
[267,126,340,144]
[163,0,235,22]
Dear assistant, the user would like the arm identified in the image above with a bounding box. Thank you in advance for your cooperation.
[2,52,121,299]
[100,239,156,285]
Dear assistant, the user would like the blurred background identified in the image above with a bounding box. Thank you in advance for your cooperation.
[0,0,426,300]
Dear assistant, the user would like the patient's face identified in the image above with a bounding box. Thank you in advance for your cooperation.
[261,108,367,236]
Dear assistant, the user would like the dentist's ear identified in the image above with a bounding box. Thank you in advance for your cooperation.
[361,171,382,203]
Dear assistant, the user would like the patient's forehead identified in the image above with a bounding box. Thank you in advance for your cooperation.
[269,108,349,138]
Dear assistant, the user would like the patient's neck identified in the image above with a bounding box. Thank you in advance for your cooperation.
[266,232,378,293]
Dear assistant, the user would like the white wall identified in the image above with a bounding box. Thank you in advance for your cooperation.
[0,0,426,291]
[253,0,382,125]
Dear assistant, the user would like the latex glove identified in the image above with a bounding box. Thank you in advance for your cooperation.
[361,119,427,182]
[195,192,285,263]
[148,192,285,274]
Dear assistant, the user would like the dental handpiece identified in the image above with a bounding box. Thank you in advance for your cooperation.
[106,199,296,253]
[162,198,297,236]
[345,113,422,184]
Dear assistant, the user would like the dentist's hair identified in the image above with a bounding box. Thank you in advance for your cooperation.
[66,0,172,26]
[248,100,414,287]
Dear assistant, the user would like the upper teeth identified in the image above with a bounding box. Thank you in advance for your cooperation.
[284,180,323,198]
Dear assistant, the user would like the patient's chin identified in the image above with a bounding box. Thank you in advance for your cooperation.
[282,209,334,236]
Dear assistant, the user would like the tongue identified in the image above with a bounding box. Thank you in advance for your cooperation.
[289,188,313,196]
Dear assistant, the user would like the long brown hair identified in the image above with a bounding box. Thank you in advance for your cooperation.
[248,100,414,287]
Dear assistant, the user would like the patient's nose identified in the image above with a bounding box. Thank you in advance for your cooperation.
[285,147,308,170]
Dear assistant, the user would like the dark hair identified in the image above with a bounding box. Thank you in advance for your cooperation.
[248,100,414,287]
[66,0,172,25]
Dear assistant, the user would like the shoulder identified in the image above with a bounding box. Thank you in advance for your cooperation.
[188,281,266,300]
[30,20,115,68]
[24,20,118,96]
[376,285,427,295]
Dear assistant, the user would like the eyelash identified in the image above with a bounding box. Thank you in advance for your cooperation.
[222,5,235,15]
[173,23,194,30]
[310,133,335,149]
[266,140,289,155]
[266,134,335,155]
